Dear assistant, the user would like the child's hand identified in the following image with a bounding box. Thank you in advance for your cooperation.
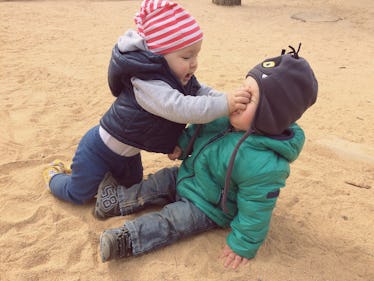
[168,145,182,160]
[226,88,251,114]
[220,244,250,269]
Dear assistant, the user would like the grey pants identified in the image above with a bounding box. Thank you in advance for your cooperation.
[115,167,218,256]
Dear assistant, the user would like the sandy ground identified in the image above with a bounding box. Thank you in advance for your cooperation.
[1,0,373,280]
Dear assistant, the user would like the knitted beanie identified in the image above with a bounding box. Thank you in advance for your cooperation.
[134,0,203,55]
[247,50,318,136]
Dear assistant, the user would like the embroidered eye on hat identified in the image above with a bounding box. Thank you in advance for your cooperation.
[134,0,203,55]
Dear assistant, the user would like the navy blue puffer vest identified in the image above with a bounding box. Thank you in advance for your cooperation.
[100,44,201,154]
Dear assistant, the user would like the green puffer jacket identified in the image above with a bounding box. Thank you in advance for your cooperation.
[176,117,305,259]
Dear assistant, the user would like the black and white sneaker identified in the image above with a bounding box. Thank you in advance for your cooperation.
[94,172,121,219]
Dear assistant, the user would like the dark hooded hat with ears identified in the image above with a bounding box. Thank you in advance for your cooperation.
[221,46,318,213]
[247,51,318,136]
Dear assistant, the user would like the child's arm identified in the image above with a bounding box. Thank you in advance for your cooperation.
[197,83,250,115]
[226,173,286,262]
[131,78,249,124]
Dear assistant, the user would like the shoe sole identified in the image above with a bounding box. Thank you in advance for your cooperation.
[100,230,115,262]
[94,172,118,220]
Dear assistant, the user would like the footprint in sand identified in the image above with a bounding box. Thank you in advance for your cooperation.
[291,11,343,23]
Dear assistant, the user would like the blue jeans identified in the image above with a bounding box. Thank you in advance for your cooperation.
[115,167,218,256]
[50,125,143,204]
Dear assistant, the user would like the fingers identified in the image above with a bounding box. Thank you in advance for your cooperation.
[227,86,254,113]
[234,88,252,108]
[242,258,249,266]
[235,89,252,100]
[224,255,249,269]
[223,254,243,269]
[168,153,176,160]
[221,245,250,270]
[223,252,236,268]
[235,95,251,104]
[233,102,247,112]
[231,255,243,269]
[232,256,249,269]
[168,146,182,160]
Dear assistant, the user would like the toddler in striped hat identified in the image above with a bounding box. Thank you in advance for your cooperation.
[134,0,203,55]
[42,0,251,206]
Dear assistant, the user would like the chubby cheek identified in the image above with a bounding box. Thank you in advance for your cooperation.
[230,114,246,131]
[230,107,256,131]
[180,64,190,76]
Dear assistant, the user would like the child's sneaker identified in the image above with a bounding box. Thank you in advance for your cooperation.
[50,159,72,174]
[100,227,132,262]
[42,159,71,188]
[94,172,121,220]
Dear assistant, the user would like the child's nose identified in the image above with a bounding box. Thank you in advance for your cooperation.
[190,58,198,69]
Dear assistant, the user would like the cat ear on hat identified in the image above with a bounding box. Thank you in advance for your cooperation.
[281,43,302,58]
[260,43,302,75]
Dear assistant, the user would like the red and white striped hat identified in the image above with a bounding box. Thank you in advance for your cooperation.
[134,0,203,55]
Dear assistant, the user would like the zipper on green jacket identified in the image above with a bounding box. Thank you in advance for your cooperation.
[176,126,233,185]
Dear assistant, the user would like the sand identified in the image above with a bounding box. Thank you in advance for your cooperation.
[1,0,373,280]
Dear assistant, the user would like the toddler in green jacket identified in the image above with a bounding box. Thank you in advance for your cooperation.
[93,45,318,269]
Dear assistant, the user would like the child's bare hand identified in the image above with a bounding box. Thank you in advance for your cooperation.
[168,146,182,160]
[221,244,250,269]
[226,88,251,114]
